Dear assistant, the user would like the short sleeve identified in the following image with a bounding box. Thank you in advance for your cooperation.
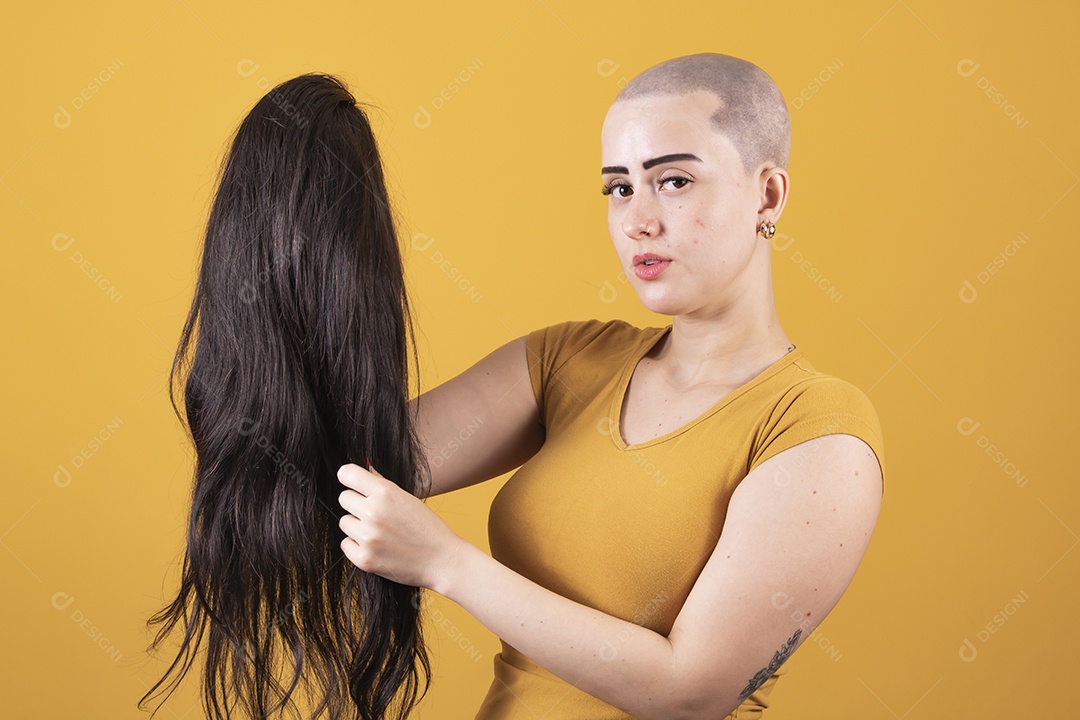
[525,319,626,429]
[750,376,886,491]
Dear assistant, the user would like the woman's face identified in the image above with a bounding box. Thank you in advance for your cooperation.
[600,90,765,319]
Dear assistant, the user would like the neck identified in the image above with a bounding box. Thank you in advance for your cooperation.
[650,261,792,389]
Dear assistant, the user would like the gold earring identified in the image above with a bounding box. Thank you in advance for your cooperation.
[758,220,775,239]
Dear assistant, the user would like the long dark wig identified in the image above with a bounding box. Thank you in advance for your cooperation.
[140,73,431,720]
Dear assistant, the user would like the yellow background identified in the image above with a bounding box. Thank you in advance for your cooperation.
[3,1,1076,717]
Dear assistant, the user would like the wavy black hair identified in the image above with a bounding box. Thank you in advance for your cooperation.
[139,73,430,720]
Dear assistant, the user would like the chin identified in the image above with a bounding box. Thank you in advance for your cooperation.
[631,287,685,317]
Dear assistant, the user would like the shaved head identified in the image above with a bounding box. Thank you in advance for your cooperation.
[615,53,790,174]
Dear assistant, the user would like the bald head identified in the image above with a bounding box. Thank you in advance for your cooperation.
[615,53,790,174]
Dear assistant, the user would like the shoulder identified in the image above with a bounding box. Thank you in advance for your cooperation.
[527,317,647,347]
[752,355,885,483]
[526,318,659,372]
[778,363,881,427]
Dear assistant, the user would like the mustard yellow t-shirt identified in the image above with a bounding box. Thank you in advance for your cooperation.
[476,319,885,719]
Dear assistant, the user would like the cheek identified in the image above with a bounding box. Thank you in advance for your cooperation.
[692,216,706,244]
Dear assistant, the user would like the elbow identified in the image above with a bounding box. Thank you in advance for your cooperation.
[658,679,741,720]
[671,697,741,720]
[622,678,719,720]
[638,642,741,720]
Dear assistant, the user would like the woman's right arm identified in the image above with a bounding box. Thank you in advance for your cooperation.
[410,336,544,497]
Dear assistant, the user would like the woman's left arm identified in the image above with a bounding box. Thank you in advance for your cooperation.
[337,432,882,720]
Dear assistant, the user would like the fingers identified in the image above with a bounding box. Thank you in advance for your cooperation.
[337,463,371,492]
[337,486,364,516]
[338,508,376,569]
[335,462,417,585]
[340,535,376,573]
[337,462,398,520]
[338,511,362,537]
[337,462,393,492]
[338,511,395,580]
[337,464,369,518]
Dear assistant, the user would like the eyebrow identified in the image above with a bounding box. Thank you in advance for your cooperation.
[601,152,703,175]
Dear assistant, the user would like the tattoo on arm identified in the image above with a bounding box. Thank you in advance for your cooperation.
[738,629,802,701]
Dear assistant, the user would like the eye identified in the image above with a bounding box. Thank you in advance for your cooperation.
[659,176,692,191]
[601,181,632,198]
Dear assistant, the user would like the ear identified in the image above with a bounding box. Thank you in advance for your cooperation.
[756,164,790,224]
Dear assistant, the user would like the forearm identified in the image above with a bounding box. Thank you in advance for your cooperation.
[435,541,686,720]
[337,465,732,718]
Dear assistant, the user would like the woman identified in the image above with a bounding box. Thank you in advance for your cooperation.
[337,53,885,719]
[141,74,431,720]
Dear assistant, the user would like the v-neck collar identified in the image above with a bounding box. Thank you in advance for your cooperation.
[609,326,803,451]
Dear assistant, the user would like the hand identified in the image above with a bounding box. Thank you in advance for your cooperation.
[336,462,463,591]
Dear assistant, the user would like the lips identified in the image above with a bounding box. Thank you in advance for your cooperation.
[633,253,670,267]
[632,253,671,280]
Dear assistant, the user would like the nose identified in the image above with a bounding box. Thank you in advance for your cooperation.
[621,193,660,240]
